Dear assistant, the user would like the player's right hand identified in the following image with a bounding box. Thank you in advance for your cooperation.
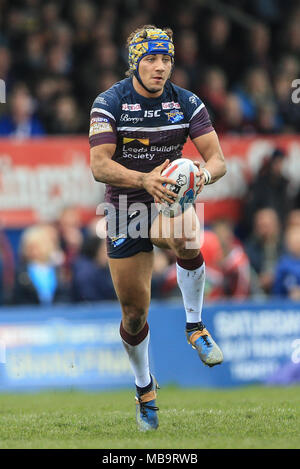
[142,159,178,204]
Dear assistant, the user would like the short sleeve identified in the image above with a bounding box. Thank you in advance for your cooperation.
[186,93,214,140]
[89,93,118,148]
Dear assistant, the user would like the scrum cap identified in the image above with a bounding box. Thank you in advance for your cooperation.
[128,28,174,73]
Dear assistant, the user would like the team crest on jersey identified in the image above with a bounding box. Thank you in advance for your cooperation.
[165,110,184,123]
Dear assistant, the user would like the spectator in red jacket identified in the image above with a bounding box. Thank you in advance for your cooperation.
[213,219,251,299]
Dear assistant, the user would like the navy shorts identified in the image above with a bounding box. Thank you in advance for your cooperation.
[106,204,159,259]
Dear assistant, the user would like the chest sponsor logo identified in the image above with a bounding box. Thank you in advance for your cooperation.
[122,103,142,111]
[121,141,181,160]
[120,114,144,124]
[123,138,149,145]
[165,110,184,123]
[162,101,180,110]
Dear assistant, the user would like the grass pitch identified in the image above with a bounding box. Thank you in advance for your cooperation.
[0,385,299,449]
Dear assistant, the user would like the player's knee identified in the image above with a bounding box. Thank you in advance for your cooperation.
[170,237,199,259]
[122,304,147,335]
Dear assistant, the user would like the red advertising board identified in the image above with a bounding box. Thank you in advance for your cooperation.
[0,135,300,227]
[0,137,101,227]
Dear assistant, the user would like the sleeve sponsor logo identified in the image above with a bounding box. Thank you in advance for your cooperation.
[90,117,109,124]
[89,121,113,136]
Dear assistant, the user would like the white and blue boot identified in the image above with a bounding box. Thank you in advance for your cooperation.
[135,375,159,432]
[186,321,223,367]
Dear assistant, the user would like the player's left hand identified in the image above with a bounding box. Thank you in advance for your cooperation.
[193,161,205,195]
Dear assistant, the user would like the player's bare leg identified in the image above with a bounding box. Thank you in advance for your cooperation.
[150,206,223,367]
[108,251,159,431]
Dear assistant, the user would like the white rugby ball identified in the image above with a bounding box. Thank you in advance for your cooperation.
[156,158,200,217]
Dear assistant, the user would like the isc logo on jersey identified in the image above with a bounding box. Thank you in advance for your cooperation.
[144,110,161,117]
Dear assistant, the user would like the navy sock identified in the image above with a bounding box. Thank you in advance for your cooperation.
[136,374,152,395]
[186,322,199,330]
[186,321,204,331]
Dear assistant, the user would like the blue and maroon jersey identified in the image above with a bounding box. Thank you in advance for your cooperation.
[89,77,214,206]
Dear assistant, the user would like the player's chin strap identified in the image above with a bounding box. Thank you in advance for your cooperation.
[134,70,160,94]
[134,61,174,94]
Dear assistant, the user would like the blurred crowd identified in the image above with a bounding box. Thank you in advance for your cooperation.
[1,0,300,305]
[0,0,299,137]
[0,206,117,305]
[1,146,300,305]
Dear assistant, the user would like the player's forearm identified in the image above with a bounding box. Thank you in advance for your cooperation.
[91,157,144,189]
[203,153,226,184]
[192,132,226,185]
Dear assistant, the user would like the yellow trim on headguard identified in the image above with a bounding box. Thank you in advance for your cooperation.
[128,28,174,73]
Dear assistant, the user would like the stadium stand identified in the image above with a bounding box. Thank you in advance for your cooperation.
[0,0,300,304]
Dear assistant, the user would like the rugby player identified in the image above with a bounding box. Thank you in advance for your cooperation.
[89,25,226,431]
